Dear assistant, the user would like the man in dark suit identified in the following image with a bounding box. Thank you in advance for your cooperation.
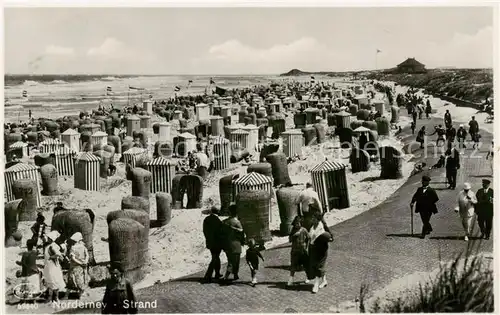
[411,175,439,238]
[445,147,460,189]
[202,206,223,283]
[475,179,494,240]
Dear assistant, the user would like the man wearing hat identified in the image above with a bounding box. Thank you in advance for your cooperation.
[455,182,478,241]
[475,179,493,240]
[411,175,439,238]
[445,147,460,190]
[202,206,223,283]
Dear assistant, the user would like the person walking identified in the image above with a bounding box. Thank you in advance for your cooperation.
[67,232,89,298]
[308,213,331,294]
[295,183,332,236]
[430,125,446,147]
[412,109,418,125]
[445,125,457,150]
[410,175,439,238]
[194,143,211,180]
[222,204,245,283]
[245,239,264,286]
[410,121,416,135]
[202,206,223,283]
[425,100,432,119]
[287,216,310,287]
[475,179,493,240]
[468,116,479,140]
[416,126,426,149]
[445,147,460,189]
[444,109,452,129]
[102,264,138,314]
[43,231,66,303]
[486,140,494,174]
[455,183,478,241]
[457,124,467,149]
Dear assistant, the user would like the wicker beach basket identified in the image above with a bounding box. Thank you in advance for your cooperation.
[131,168,152,199]
[108,218,148,284]
[302,126,317,146]
[247,162,273,178]
[349,104,359,116]
[5,199,24,247]
[376,117,390,136]
[314,123,327,144]
[40,164,58,196]
[356,109,370,121]
[179,174,203,209]
[156,193,172,226]
[390,106,400,123]
[12,179,38,221]
[219,174,239,216]
[266,152,292,187]
[379,146,404,179]
[362,121,378,131]
[276,187,299,235]
[236,190,272,244]
[349,148,371,173]
[122,196,150,214]
[259,142,280,162]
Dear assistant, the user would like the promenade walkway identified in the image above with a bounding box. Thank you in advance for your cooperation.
[64,115,493,313]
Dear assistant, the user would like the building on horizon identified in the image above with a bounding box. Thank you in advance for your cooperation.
[396,58,427,73]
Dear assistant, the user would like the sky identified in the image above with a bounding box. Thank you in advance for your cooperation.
[4,6,495,75]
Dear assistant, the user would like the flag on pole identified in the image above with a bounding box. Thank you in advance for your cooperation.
[174,86,181,92]
[215,86,226,96]
[129,86,145,90]
[310,76,316,84]
[106,86,112,92]
[376,49,382,53]
[188,80,193,84]
[22,90,28,98]
[210,78,215,85]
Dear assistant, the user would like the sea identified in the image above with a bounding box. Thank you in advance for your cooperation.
[3,74,287,123]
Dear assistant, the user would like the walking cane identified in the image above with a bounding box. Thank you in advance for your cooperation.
[410,204,414,236]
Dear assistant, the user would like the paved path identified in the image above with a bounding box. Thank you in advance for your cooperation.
[63,115,493,313]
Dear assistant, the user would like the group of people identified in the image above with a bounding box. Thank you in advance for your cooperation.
[19,228,90,303]
[411,175,493,241]
[202,182,333,294]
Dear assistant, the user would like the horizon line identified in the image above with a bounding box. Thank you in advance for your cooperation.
[4,67,493,77]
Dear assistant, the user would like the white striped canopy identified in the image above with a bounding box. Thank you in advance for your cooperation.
[310,160,347,173]
[353,126,371,133]
[54,147,77,155]
[335,111,350,117]
[6,162,39,173]
[127,115,140,121]
[10,141,28,149]
[179,132,196,139]
[281,129,303,135]
[40,139,63,145]
[233,172,272,186]
[231,129,249,135]
[146,156,173,166]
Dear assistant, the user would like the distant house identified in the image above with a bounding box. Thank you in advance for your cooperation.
[396,58,426,73]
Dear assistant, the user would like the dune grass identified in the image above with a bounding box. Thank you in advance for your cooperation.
[359,243,494,313]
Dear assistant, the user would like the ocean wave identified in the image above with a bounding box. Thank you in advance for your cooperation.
[23,80,39,86]
[48,80,67,84]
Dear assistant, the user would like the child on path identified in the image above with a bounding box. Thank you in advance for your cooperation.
[287,216,310,287]
[245,239,264,286]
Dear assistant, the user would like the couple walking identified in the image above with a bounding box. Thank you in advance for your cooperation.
[287,183,333,294]
[411,175,493,240]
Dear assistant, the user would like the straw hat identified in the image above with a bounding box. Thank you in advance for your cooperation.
[70,232,83,242]
[464,182,472,190]
[46,230,60,241]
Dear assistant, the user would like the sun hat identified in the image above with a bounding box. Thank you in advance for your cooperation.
[70,232,83,242]
[46,230,60,241]
[464,182,472,190]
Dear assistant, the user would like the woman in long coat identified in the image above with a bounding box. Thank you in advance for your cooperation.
[67,232,89,297]
[308,213,331,294]
[44,230,66,302]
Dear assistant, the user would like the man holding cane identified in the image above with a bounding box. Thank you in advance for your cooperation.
[410,175,439,238]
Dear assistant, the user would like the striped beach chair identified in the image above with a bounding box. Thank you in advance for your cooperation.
[9,141,29,158]
[4,163,42,206]
[53,147,77,176]
[310,160,350,212]
[74,152,101,191]
[211,136,231,170]
[39,139,65,154]
[146,157,176,194]
[122,147,149,168]
[233,172,274,221]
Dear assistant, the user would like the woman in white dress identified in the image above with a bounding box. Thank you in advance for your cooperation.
[43,231,66,302]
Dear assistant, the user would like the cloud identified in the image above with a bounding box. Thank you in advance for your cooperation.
[87,37,125,56]
[44,45,75,55]
[194,37,336,74]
